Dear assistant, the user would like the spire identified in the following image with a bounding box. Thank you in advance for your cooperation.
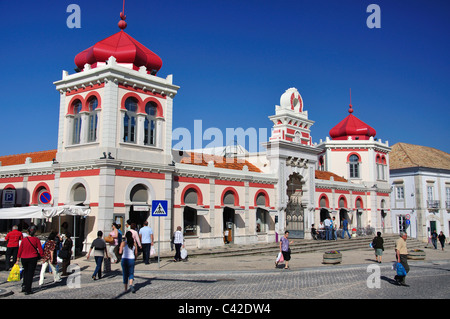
[349,88,353,114]
[118,0,127,30]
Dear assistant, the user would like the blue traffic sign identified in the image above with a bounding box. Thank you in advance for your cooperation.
[151,200,168,216]
[39,191,52,204]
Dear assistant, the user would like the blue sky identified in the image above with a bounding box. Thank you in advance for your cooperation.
[0,0,449,157]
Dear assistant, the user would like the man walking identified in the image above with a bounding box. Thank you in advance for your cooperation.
[341,217,351,239]
[395,232,410,287]
[139,221,154,265]
[4,225,23,271]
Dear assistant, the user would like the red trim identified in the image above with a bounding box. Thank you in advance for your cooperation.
[215,180,245,187]
[120,93,143,111]
[335,190,350,194]
[31,182,50,205]
[66,83,105,96]
[318,194,330,208]
[355,196,364,209]
[180,184,204,206]
[85,91,102,110]
[2,184,16,189]
[220,187,239,206]
[377,192,390,197]
[28,174,55,182]
[89,203,99,207]
[331,148,368,152]
[0,177,23,183]
[249,182,275,189]
[338,195,348,208]
[119,84,167,99]
[347,152,361,162]
[67,95,85,115]
[142,97,164,118]
[115,169,165,180]
[60,169,100,178]
[114,203,126,207]
[175,176,209,184]
[315,187,333,193]
[254,189,270,207]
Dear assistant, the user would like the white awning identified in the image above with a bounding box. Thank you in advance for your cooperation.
[0,205,91,219]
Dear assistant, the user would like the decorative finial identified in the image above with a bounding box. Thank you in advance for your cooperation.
[118,0,127,30]
[348,88,353,113]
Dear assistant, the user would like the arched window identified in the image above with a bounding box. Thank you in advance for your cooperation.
[349,154,360,178]
[144,102,157,146]
[184,188,198,205]
[318,156,324,171]
[87,97,98,142]
[123,97,138,143]
[223,191,236,206]
[72,184,86,205]
[72,100,82,145]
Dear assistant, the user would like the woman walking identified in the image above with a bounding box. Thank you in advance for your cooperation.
[173,226,184,262]
[277,231,293,269]
[372,232,384,263]
[39,231,61,286]
[119,231,138,293]
[60,232,73,276]
[438,231,446,251]
[16,226,44,295]
[108,223,119,263]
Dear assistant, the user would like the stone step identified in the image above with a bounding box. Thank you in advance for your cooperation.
[160,234,425,259]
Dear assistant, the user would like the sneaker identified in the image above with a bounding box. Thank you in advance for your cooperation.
[130,285,135,293]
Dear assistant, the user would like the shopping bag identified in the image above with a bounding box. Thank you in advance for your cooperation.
[276,252,284,263]
[7,264,21,282]
[180,248,188,260]
[150,246,156,257]
[103,257,111,273]
[396,262,407,276]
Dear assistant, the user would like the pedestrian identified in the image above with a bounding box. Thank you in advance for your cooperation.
[438,231,446,251]
[60,232,73,276]
[324,217,332,240]
[173,226,184,262]
[139,221,154,265]
[126,220,142,251]
[52,231,62,273]
[341,217,351,239]
[311,224,318,240]
[108,223,119,263]
[113,224,123,263]
[39,231,61,286]
[16,226,44,295]
[86,231,109,280]
[4,225,23,271]
[431,230,438,249]
[371,231,384,263]
[332,217,337,240]
[394,232,410,287]
[277,231,294,269]
[119,231,138,293]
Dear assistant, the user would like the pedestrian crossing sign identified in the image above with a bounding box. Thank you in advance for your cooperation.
[151,200,168,216]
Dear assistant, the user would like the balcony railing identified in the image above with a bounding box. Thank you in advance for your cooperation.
[427,200,440,210]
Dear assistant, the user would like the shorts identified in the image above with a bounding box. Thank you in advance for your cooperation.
[282,250,291,261]
[375,248,383,256]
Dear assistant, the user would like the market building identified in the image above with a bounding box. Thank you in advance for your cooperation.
[0,14,394,253]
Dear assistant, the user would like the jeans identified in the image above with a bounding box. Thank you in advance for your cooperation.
[121,258,135,284]
[142,243,151,264]
[174,243,182,261]
[325,226,331,240]
[93,256,104,278]
[342,228,351,239]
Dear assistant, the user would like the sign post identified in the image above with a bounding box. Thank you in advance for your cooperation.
[151,200,168,268]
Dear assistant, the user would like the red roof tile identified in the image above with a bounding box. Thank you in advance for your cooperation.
[0,150,57,167]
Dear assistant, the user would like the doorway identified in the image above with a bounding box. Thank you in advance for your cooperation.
[223,207,235,244]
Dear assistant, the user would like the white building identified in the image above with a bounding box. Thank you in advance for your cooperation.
[390,142,450,242]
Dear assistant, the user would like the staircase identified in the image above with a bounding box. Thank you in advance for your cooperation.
[160,234,425,259]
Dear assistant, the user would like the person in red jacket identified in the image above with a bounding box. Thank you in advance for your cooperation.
[4,225,23,271]
[16,226,44,295]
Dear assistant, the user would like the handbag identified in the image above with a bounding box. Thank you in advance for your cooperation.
[27,237,41,260]
[276,252,284,263]
[58,249,70,259]
[103,257,111,273]
[104,235,114,244]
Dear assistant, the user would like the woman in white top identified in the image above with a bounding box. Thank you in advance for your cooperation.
[119,231,138,293]
[173,226,184,262]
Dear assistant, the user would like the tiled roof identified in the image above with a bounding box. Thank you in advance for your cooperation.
[390,143,450,170]
[315,170,348,182]
[179,152,262,173]
[0,150,57,167]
